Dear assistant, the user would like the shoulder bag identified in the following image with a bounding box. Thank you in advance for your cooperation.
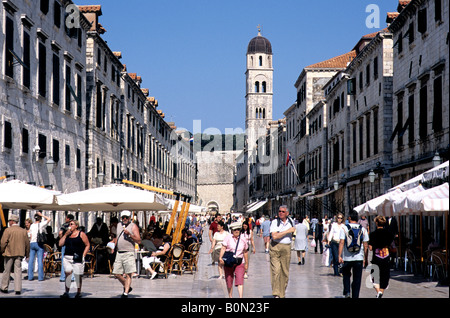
[222,236,243,267]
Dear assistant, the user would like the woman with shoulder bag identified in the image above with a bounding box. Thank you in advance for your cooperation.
[59,220,90,298]
[28,212,51,281]
[219,222,248,298]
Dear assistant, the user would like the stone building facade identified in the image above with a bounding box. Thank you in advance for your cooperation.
[1,2,196,232]
[235,0,448,220]
[1,0,90,193]
[197,150,240,213]
[388,0,449,185]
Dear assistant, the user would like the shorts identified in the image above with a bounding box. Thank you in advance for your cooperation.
[224,263,245,288]
[63,255,85,276]
[112,251,136,275]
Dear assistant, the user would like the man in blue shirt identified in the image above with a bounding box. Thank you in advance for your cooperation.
[261,216,271,253]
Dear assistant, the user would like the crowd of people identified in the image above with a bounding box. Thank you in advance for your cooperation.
[1,207,402,298]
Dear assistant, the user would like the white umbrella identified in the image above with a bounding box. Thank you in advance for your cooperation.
[56,184,168,212]
[355,188,403,216]
[166,199,207,213]
[0,180,61,209]
[397,183,449,216]
[392,185,427,215]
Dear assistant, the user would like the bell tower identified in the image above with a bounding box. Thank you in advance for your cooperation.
[245,27,273,155]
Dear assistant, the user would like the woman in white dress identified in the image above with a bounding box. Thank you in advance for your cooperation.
[294,216,309,265]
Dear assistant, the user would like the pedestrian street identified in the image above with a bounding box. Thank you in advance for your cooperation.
[0,229,447,300]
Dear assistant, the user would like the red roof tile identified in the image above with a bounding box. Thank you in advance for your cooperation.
[305,50,356,69]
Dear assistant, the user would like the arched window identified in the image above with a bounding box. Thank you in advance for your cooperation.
[259,56,263,66]
[263,108,266,119]
[255,81,260,93]
[262,81,267,93]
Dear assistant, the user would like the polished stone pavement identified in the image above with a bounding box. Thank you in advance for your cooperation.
[0,228,448,299]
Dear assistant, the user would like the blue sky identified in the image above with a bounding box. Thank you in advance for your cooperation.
[78,0,395,134]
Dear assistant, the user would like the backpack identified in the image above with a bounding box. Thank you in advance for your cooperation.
[275,217,294,227]
[344,224,363,253]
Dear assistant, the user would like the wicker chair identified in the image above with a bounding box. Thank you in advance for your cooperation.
[182,243,200,274]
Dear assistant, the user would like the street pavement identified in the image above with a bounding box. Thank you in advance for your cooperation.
[0,227,448,301]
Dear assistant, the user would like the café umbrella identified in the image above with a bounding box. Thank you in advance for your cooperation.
[56,184,168,212]
[0,179,60,210]
[0,180,61,226]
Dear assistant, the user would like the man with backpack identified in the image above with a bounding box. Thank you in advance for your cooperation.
[338,211,369,298]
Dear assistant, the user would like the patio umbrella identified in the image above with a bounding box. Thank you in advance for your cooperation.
[166,199,207,213]
[402,182,449,216]
[354,188,403,216]
[56,184,168,212]
[0,180,61,210]
[393,183,449,265]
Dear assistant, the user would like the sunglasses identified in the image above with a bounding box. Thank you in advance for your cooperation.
[278,210,287,213]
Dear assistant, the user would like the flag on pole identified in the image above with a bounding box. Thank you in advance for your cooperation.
[286,150,292,167]
[286,150,299,181]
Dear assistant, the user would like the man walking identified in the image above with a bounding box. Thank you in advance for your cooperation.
[261,215,271,253]
[111,210,141,298]
[269,206,295,298]
[1,214,30,295]
[338,211,369,298]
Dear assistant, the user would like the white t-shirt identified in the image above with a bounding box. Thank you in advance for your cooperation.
[29,220,49,243]
[339,223,369,261]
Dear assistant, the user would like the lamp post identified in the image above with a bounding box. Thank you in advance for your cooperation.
[369,169,376,199]
[432,152,441,167]
[46,157,56,174]
[333,181,339,191]
[97,172,105,185]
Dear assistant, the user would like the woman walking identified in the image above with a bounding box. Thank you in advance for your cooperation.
[328,213,345,276]
[294,216,308,265]
[369,216,394,298]
[219,222,248,298]
[59,220,90,298]
[208,221,229,279]
[28,212,51,281]
[241,220,255,278]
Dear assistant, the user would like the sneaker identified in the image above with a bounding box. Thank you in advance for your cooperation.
[344,293,351,298]
[151,272,157,280]
[376,292,383,298]
[121,293,128,298]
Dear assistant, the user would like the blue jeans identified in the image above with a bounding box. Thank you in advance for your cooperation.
[28,242,45,281]
[342,260,364,298]
[330,241,340,275]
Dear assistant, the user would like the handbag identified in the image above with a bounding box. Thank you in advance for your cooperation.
[37,224,47,245]
[222,236,243,267]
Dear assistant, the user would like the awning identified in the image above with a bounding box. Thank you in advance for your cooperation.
[388,160,449,192]
[312,188,338,199]
[246,200,268,213]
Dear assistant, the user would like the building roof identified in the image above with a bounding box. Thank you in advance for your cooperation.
[247,33,272,54]
[78,5,102,15]
[305,50,356,69]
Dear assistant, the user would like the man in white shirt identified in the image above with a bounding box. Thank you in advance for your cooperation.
[269,205,295,298]
[338,211,369,298]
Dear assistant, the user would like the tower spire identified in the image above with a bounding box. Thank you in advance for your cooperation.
[257,24,261,36]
